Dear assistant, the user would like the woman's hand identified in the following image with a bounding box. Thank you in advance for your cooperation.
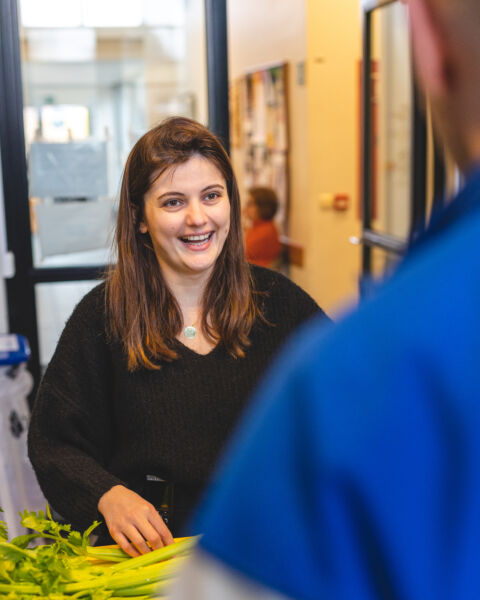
[98,484,175,556]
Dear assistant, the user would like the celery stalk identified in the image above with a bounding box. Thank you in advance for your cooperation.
[63,556,186,593]
[109,537,198,573]
[86,546,129,561]
[0,582,41,594]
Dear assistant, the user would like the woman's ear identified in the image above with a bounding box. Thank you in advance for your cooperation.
[139,221,148,234]
[409,0,452,97]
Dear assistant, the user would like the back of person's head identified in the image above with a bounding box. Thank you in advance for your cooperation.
[248,187,278,221]
[107,116,257,369]
[409,0,480,170]
[432,0,480,33]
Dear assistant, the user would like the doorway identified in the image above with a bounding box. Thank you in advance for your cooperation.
[0,0,229,390]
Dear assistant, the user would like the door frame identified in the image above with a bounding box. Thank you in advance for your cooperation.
[360,0,444,283]
[0,0,230,391]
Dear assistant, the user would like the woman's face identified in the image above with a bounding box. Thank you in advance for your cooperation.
[140,154,231,281]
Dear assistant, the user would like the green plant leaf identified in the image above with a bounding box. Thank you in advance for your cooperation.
[0,541,34,563]
[10,533,42,548]
[0,558,15,582]
[82,520,101,548]
[0,507,7,541]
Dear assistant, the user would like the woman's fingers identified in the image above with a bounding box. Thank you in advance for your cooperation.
[147,512,175,548]
[124,503,175,551]
[98,484,175,554]
[125,523,155,555]
[116,518,173,555]
[114,530,141,558]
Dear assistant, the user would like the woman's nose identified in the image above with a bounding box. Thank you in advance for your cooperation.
[186,200,207,226]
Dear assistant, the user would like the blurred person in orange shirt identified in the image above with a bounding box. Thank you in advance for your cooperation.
[244,187,283,268]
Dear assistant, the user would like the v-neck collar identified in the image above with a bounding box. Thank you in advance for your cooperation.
[174,338,223,359]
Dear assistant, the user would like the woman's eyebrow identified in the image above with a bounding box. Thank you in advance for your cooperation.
[157,190,186,200]
[156,183,225,201]
[201,183,226,193]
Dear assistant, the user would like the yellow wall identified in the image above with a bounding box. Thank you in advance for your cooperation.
[305,0,362,315]
[228,0,362,316]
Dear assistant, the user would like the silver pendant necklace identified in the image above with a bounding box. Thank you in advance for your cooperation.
[183,325,197,339]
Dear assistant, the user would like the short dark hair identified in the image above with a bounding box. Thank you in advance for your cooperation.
[249,187,279,221]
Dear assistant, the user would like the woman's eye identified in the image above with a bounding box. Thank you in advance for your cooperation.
[163,198,182,208]
[205,192,219,201]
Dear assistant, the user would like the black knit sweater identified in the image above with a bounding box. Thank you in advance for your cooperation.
[28,266,330,538]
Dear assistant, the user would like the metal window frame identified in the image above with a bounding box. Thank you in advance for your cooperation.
[360,0,428,278]
[0,0,40,384]
[205,0,230,153]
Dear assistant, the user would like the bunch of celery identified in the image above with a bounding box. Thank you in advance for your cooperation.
[0,506,197,599]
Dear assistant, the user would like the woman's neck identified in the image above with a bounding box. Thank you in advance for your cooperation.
[161,267,218,354]
[161,267,210,320]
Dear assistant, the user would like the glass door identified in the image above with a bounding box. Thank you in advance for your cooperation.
[359,0,448,290]
[0,0,228,388]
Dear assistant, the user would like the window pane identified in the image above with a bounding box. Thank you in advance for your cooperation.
[370,2,412,240]
[35,280,100,370]
[19,0,207,268]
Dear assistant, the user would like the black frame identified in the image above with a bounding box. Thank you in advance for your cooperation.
[361,0,429,279]
[205,0,230,154]
[0,0,40,382]
[0,0,229,391]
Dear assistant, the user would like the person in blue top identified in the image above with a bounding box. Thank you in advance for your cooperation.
[170,0,480,597]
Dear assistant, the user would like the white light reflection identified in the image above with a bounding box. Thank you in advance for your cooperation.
[20,0,185,29]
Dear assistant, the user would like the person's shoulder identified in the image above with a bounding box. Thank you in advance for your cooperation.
[66,281,107,329]
[250,264,309,303]
[46,281,108,359]
[386,205,480,310]
[250,264,330,323]
[298,207,480,378]
[250,264,301,294]
[75,281,106,312]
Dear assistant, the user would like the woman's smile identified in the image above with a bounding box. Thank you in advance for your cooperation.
[179,231,214,250]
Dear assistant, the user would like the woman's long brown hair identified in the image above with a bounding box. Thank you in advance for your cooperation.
[105,116,259,370]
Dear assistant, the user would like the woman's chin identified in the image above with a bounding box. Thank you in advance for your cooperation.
[180,258,217,277]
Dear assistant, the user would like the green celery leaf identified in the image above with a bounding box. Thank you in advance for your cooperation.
[19,509,48,534]
[10,533,42,549]
[0,508,7,541]
[0,542,33,563]
[67,531,83,548]
[82,520,101,548]
[0,558,15,582]
[20,507,71,540]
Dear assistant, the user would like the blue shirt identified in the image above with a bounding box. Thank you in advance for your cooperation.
[194,169,480,600]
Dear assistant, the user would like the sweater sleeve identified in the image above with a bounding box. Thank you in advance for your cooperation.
[28,285,124,531]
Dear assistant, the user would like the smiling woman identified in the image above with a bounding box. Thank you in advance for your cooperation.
[109,117,255,362]
[27,117,331,559]
[139,155,231,354]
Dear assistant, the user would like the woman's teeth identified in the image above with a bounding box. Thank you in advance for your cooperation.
[181,233,212,244]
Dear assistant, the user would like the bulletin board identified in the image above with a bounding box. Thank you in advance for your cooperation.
[232,62,289,233]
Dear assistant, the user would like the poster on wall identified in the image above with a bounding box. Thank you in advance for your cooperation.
[233,62,289,233]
